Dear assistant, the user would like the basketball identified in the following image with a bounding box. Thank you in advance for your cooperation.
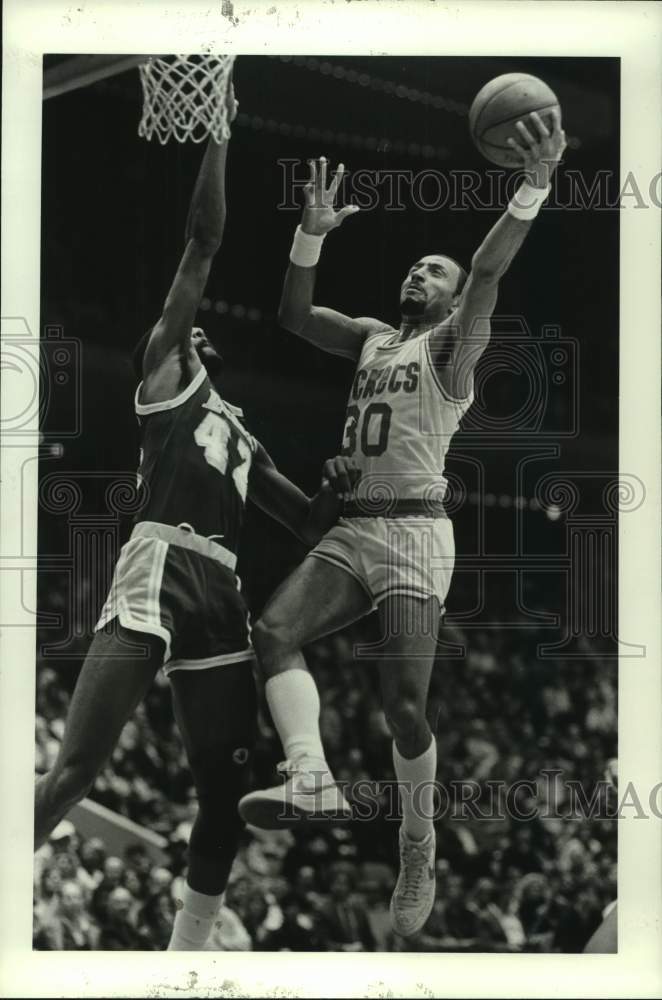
[469,73,560,167]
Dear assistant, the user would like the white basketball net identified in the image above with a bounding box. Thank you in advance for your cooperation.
[138,54,236,145]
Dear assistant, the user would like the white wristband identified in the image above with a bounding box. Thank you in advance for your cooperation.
[289,225,326,267]
[507,180,551,221]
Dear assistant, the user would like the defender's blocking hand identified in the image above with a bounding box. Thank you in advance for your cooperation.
[302,157,360,236]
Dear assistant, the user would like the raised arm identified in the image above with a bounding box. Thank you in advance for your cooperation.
[278,157,384,361]
[140,81,238,399]
[432,110,567,398]
[248,443,360,546]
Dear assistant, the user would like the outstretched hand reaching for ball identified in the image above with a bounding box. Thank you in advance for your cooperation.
[301,157,360,236]
[507,108,567,189]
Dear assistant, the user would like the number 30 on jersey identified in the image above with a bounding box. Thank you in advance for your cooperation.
[341,402,392,457]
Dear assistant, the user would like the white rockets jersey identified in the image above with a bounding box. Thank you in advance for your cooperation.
[340,326,474,505]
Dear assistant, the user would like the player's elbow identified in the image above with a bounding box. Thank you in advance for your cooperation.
[191,234,221,258]
[276,304,296,332]
[277,301,305,334]
[187,218,222,257]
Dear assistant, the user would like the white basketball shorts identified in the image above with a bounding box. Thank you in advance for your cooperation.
[308,515,455,611]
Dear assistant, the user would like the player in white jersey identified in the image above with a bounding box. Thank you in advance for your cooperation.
[240,111,567,937]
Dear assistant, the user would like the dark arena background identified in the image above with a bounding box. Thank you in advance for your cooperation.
[35,55,619,953]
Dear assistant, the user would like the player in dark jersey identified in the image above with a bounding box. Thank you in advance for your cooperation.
[33,78,358,951]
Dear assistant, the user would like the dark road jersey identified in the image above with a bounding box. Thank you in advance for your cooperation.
[134,365,257,555]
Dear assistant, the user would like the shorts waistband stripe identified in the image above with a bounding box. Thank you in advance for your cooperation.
[131,521,237,571]
[163,649,255,675]
[342,499,448,519]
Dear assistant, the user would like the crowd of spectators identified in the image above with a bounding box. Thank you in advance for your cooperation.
[34,570,617,952]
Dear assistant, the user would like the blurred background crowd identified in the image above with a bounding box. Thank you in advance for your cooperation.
[34,570,617,954]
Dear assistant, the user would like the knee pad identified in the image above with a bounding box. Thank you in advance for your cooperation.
[187,739,255,802]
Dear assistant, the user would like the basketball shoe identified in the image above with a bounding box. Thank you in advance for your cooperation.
[390,825,436,937]
[238,758,352,829]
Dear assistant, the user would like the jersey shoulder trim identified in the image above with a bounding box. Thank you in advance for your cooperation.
[424,331,474,407]
[135,364,207,416]
[363,327,406,356]
[224,401,245,419]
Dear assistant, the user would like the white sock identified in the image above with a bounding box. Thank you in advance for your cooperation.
[393,738,437,841]
[167,883,223,950]
[265,670,329,771]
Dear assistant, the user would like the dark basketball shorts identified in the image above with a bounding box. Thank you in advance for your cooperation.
[95,521,254,676]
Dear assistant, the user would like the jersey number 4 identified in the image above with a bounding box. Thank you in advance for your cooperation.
[194,412,251,500]
[341,402,392,457]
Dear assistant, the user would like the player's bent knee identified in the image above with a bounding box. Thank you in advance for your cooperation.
[251,616,296,664]
[384,698,425,739]
[187,740,254,802]
[187,743,252,865]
